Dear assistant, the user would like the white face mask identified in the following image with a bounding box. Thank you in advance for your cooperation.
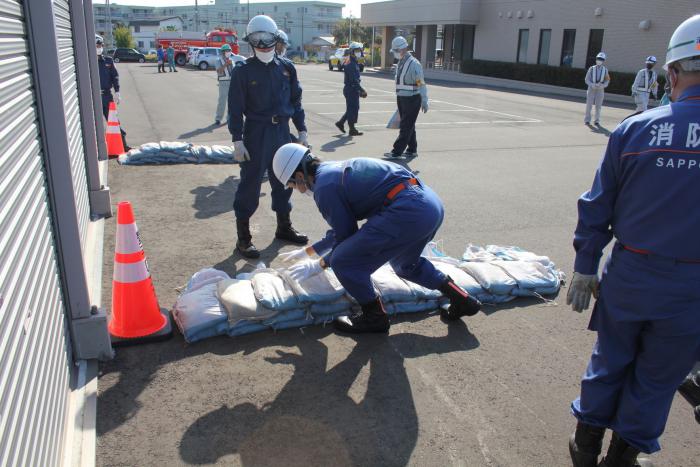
[255,49,275,64]
[97,47,103,55]
[596,60,604,66]
[224,52,231,59]
[354,51,362,58]
[393,51,402,60]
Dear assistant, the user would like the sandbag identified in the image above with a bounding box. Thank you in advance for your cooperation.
[459,261,518,295]
[251,269,299,311]
[216,279,278,325]
[495,261,562,296]
[172,282,229,343]
[371,265,415,303]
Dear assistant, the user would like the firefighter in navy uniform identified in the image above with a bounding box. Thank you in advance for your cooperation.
[335,42,367,136]
[228,15,309,259]
[567,15,700,467]
[96,35,129,150]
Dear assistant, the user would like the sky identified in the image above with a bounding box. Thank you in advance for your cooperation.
[92,0,386,18]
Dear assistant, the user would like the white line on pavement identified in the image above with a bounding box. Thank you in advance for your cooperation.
[305,101,397,105]
[360,120,541,127]
[318,109,482,115]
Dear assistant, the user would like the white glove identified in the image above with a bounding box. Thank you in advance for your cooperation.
[115,92,121,105]
[288,259,323,282]
[421,100,429,113]
[279,247,311,263]
[566,272,599,313]
[298,131,310,149]
[233,141,250,162]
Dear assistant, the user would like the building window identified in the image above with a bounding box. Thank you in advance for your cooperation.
[274,6,278,12]
[537,29,551,65]
[138,41,144,48]
[134,25,140,32]
[516,29,529,63]
[585,29,605,68]
[560,29,576,67]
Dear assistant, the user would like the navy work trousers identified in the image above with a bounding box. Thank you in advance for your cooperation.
[339,87,360,125]
[233,119,293,220]
[392,94,421,155]
[571,245,700,453]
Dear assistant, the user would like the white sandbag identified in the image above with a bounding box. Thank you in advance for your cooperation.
[485,245,554,267]
[290,269,346,304]
[251,269,299,311]
[459,261,518,295]
[216,279,278,325]
[462,244,499,262]
[185,268,231,293]
[172,282,229,343]
[432,261,485,296]
[495,261,562,296]
[371,265,415,303]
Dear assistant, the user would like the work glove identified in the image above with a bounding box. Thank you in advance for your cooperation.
[233,140,250,162]
[115,92,121,105]
[288,259,323,282]
[359,88,368,98]
[566,272,599,313]
[298,131,310,149]
[421,99,429,113]
[279,247,312,263]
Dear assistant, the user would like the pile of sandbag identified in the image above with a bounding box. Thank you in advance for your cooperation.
[172,243,565,343]
[118,141,236,165]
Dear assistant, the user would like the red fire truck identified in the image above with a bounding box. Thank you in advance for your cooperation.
[156,29,239,66]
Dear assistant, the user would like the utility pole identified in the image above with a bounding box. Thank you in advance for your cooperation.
[348,14,352,44]
[301,8,304,58]
[247,0,250,22]
[106,0,112,47]
[195,0,199,32]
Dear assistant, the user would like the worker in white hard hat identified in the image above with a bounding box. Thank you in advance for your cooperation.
[584,52,611,126]
[631,56,658,112]
[214,43,245,126]
[384,36,429,158]
[567,14,700,467]
[335,42,367,136]
[227,15,310,258]
[271,143,481,334]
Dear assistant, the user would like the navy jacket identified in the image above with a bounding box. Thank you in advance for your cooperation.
[343,55,362,92]
[227,56,306,141]
[98,55,119,92]
[574,84,700,274]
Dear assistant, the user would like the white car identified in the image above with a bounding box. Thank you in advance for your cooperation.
[186,46,201,65]
[192,47,220,70]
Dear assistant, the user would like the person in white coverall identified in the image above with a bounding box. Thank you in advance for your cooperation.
[631,56,658,112]
[584,52,611,125]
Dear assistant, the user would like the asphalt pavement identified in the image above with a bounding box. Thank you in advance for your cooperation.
[97,62,699,466]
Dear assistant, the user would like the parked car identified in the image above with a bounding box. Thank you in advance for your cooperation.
[192,47,220,70]
[328,48,365,72]
[186,46,201,65]
[112,48,146,63]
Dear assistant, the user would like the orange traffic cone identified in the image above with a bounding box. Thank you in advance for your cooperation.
[106,101,126,158]
[108,201,172,346]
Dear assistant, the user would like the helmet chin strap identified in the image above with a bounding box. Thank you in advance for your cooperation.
[300,153,315,191]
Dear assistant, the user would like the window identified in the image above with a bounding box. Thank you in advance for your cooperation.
[137,41,144,48]
[516,29,529,63]
[560,29,576,67]
[537,29,551,65]
[134,25,140,33]
[585,29,605,68]
[274,6,278,12]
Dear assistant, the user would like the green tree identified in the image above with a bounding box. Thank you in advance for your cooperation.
[113,26,134,48]
[163,25,178,32]
[331,17,370,46]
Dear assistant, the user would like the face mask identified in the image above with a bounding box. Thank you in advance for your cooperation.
[393,52,402,60]
[596,60,604,66]
[255,49,275,64]
[97,47,103,55]
[355,51,362,58]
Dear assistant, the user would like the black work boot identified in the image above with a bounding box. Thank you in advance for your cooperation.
[275,212,308,245]
[599,432,654,467]
[334,297,390,334]
[348,124,363,136]
[678,372,700,407]
[568,422,605,467]
[438,276,481,320]
[235,218,260,259]
[335,120,346,133]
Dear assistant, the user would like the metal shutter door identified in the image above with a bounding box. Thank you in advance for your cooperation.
[0,1,72,466]
[53,0,89,249]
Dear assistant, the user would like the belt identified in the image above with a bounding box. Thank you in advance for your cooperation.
[385,178,418,205]
[621,244,700,264]
[246,115,287,125]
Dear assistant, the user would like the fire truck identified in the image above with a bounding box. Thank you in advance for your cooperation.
[156,29,239,66]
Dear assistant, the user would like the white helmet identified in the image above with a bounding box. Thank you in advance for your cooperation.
[277,29,290,46]
[349,41,363,51]
[273,143,310,185]
[645,55,657,64]
[391,36,409,53]
[664,14,700,70]
[596,52,606,61]
[244,15,279,48]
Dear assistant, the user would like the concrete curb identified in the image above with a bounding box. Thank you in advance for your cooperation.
[368,67,637,106]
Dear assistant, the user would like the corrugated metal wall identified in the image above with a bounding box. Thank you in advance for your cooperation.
[54,0,90,249]
[0,1,73,466]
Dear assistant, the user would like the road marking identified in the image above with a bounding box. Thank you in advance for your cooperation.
[305,101,397,105]
[432,99,540,122]
[360,120,541,127]
[318,109,483,115]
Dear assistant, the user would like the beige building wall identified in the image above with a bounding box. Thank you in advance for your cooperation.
[474,0,699,72]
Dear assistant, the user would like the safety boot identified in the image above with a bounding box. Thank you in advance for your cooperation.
[275,212,308,245]
[568,422,605,467]
[334,297,390,334]
[348,124,363,136]
[599,433,654,467]
[438,276,481,320]
[335,120,346,133]
[235,218,260,259]
[678,372,700,407]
